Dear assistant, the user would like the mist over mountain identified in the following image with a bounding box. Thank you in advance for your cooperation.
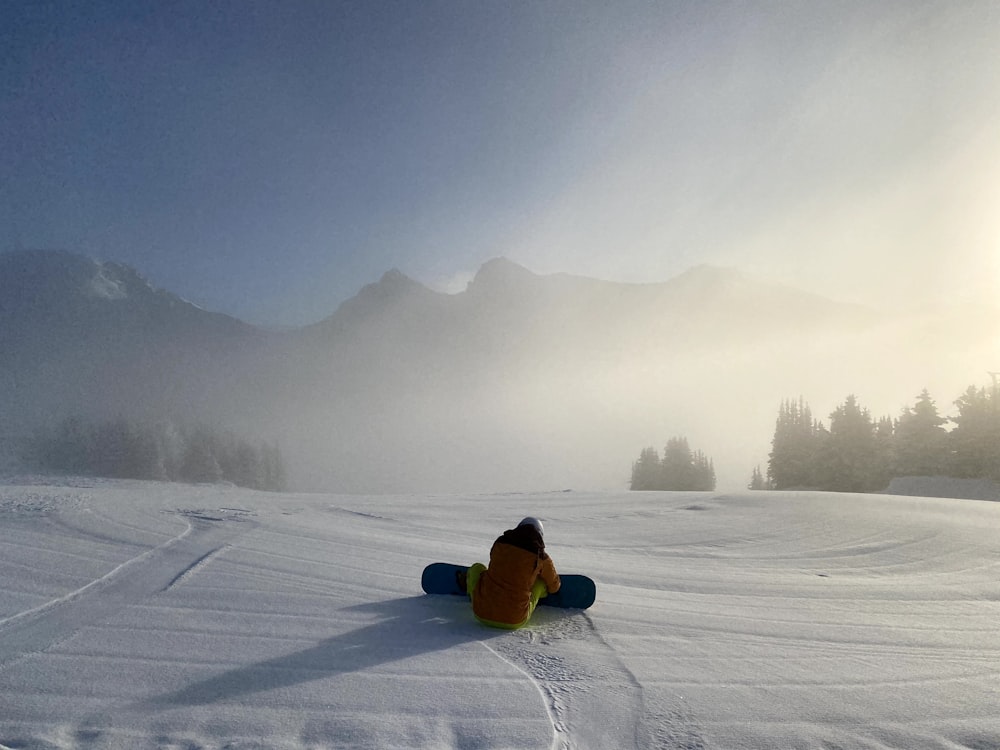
[2,249,993,492]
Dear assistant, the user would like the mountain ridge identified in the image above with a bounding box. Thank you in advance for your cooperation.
[4,248,989,494]
[0,249,260,337]
[1,248,873,333]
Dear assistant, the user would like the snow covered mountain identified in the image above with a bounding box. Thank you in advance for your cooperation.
[1,249,990,493]
[1,249,256,334]
[0,250,269,432]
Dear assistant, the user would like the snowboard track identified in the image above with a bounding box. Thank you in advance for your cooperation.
[483,610,705,749]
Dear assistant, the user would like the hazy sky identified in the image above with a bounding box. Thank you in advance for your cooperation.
[3,0,998,327]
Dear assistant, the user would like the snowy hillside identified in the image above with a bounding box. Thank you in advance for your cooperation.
[1,479,999,749]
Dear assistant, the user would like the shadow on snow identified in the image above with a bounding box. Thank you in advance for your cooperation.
[144,594,507,708]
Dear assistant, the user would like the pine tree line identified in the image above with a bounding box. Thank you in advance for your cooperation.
[23,416,287,491]
[630,436,716,491]
[765,384,1000,492]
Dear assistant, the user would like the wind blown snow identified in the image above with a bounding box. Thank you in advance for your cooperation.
[1,478,998,749]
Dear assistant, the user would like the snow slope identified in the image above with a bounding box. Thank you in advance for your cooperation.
[1,479,999,749]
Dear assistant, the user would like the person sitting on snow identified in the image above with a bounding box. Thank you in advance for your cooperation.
[464,517,561,629]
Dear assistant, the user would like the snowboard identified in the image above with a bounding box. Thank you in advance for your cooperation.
[421,562,596,609]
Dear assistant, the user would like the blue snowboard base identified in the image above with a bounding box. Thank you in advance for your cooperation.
[421,562,596,609]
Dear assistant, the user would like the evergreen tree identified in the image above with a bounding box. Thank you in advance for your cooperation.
[691,451,716,491]
[824,394,880,492]
[894,389,948,477]
[33,416,93,475]
[748,465,770,490]
[768,398,819,489]
[630,447,661,491]
[260,440,287,491]
[810,420,834,490]
[91,418,160,479]
[949,385,1000,479]
[629,439,715,491]
[232,439,264,489]
[872,414,896,488]
[92,419,127,478]
[23,416,287,490]
[763,382,1000,493]
[151,421,185,481]
[180,428,224,483]
[661,437,694,490]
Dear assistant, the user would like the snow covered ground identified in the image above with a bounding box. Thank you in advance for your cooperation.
[1,478,999,750]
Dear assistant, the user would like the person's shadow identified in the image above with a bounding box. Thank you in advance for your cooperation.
[143,595,502,708]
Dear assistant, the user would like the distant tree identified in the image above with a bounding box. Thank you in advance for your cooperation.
[661,437,695,490]
[23,416,287,490]
[894,389,948,477]
[748,464,771,490]
[690,450,716,491]
[31,416,92,475]
[150,421,186,481]
[872,414,896,488]
[215,432,242,485]
[630,447,661,491]
[823,394,881,492]
[949,385,1000,479]
[769,395,883,492]
[232,438,264,489]
[180,428,224,484]
[765,381,1000,493]
[629,438,715,491]
[91,419,128,478]
[260,440,287,491]
[768,398,820,489]
[91,418,160,479]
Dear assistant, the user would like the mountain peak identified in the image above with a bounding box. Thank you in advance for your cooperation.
[364,268,432,299]
[467,257,539,294]
[315,267,438,330]
[0,249,259,339]
[379,267,411,284]
[670,264,746,286]
[1,249,139,314]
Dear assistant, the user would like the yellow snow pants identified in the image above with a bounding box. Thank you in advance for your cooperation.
[467,562,548,630]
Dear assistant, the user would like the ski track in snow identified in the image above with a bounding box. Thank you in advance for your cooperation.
[0,507,253,670]
[161,544,231,592]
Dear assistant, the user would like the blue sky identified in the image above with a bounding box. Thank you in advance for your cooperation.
[3,1,998,326]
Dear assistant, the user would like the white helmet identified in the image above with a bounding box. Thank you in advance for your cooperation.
[517,516,544,538]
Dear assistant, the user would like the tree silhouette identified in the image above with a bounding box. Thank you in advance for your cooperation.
[748,464,771,490]
[950,386,1000,479]
[894,389,948,477]
[768,398,820,489]
[823,395,880,492]
[630,447,662,491]
[24,417,286,490]
[629,437,715,491]
[767,381,1000,493]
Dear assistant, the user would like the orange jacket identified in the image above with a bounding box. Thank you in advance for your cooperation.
[472,526,560,625]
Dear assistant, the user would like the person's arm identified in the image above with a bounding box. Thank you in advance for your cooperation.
[539,555,561,594]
